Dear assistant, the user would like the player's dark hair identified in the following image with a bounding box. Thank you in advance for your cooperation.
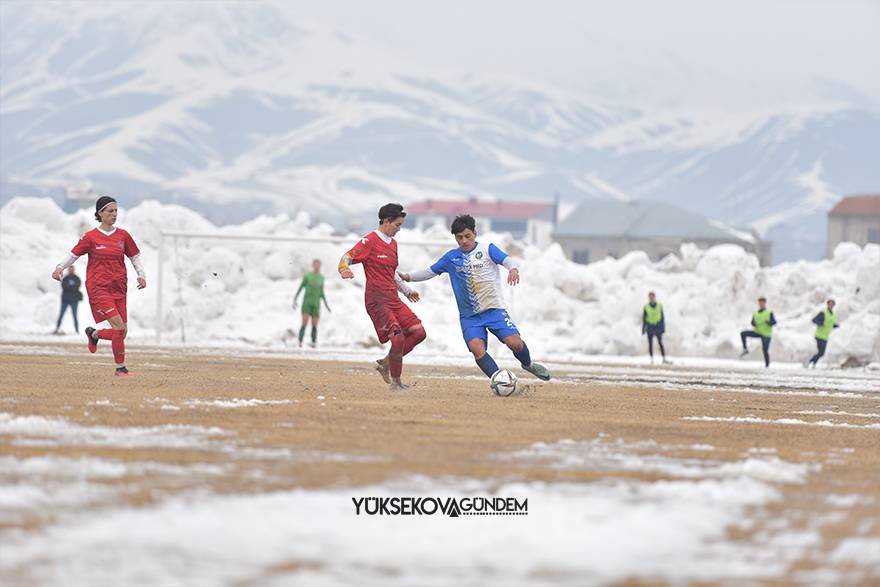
[450,214,476,235]
[378,203,406,224]
[758,296,767,302]
[94,195,117,221]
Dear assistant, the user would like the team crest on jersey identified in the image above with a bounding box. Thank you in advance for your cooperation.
[475,252,483,259]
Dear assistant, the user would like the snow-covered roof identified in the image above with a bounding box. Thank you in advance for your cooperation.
[554,199,755,243]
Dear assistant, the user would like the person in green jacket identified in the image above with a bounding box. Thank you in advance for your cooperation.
[294,259,331,347]
[740,296,777,367]
[642,291,670,364]
[806,299,839,368]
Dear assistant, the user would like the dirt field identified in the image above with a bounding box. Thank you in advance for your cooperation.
[1,342,878,586]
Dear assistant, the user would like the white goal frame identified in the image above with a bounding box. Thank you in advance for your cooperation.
[154,230,451,344]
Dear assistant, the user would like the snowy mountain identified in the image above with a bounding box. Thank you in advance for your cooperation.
[2,1,878,261]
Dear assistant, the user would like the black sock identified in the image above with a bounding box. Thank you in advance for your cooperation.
[475,353,499,378]
[513,342,531,367]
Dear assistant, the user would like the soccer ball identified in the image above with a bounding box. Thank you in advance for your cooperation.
[490,369,518,396]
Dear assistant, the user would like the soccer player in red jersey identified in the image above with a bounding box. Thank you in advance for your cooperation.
[51,196,146,377]
[338,203,426,390]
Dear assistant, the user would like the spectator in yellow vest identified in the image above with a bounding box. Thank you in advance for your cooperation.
[740,296,777,367]
[642,291,670,364]
[806,299,839,368]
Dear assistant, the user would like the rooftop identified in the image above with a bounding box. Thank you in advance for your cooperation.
[829,194,880,217]
[554,199,756,243]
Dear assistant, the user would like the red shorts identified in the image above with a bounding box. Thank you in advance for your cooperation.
[89,292,127,323]
[366,297,421,344]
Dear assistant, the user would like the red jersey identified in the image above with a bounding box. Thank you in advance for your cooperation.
[71,227,140,295]
[346,231,400,298]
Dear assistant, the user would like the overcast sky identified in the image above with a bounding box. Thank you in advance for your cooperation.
[279,0,879,111]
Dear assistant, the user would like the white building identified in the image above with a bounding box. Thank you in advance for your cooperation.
[553,199,771,265]
[826,194,880,257]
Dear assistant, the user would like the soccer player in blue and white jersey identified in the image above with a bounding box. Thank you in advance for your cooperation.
[398,214,550,382]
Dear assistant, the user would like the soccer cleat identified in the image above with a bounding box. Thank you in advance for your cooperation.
[523,362,551,381]
[662,359,673,365]
[739,349,749,358]
[85,327,98,353]
[114,366,133,377]
[389,380,410,390]
[375,357,391,384]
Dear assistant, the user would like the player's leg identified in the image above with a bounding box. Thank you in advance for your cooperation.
[298,312,309,346]
[402,324,426,355]
[490,310,549,380]
[467,336,498,378]
[761,336,771,368]
[809,338,826,366]
[71,301,79,333]
[365,301,402,386]
[647,333,655,359]
[740,330,759,356]
[657,334,669,363]
[54,300,67,333]
[310,313,320,347]
[86,293,116,353]
[395,304,425,357]
[387,327,407,389]
[104,297,130,375]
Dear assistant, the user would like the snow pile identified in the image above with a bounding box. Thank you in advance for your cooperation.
[2,197,878,363]
[0,473,816,586]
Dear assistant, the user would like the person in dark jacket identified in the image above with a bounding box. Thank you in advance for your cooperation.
[54,266,82,334]
[740,296,777,367]
[642,291,670,364]
[806,299,839,367]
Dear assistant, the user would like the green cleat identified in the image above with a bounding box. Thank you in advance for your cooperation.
[523,362,551,381]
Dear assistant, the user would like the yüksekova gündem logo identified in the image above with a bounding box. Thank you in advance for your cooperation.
[352,496,528,517]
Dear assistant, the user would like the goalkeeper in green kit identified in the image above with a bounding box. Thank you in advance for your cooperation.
[294,259,331,347]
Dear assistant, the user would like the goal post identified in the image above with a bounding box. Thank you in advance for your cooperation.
[154,230,451,344]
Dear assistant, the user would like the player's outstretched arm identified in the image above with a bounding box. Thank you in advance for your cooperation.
[398,268,438,283]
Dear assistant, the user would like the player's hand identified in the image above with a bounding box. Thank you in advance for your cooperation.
[340,269,354,279]
[507,268,520,286]
[397,271,411,282]
[137,277,147,289]
[51,267,63,281]
[292,301,298,310]
[407,291,420,303]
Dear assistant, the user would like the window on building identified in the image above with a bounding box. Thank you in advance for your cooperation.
[868,227,880,244]
[573,249,590,264]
